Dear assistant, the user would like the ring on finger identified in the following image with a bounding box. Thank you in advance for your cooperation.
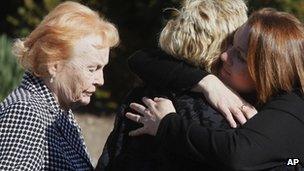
[136,115,141,122]
[240,104,246,110]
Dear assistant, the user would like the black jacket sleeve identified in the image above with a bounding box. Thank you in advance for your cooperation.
[128,49,209,91]
[156,92,304,170]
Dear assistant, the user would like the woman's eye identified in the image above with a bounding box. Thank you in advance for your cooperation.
[88,68,95,72]
[88,65,103,73]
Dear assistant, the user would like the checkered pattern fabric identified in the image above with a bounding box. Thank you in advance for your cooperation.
[0,72,93,170]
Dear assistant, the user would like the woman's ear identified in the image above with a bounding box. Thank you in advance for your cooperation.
[46,61,62,78]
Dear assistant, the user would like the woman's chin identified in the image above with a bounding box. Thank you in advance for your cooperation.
[69,93,92,109]
[73,96,91,107]
[80,97,91,106]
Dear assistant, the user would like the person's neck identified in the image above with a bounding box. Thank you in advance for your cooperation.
[42,78,71,112]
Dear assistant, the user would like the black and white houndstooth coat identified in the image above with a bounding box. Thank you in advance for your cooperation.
[0,72,93,170]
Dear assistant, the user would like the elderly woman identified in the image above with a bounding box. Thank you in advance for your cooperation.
[97,0,250,170]
[127,8,304,170]
[0,1,119,170]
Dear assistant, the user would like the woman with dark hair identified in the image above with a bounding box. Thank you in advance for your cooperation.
[127,8,304,170]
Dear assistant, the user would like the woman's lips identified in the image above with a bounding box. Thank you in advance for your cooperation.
[84,91,94,96]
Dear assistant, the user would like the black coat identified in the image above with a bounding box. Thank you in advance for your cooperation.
[156,90,304,171]
[96,49,237,171]
[96,86,230,171]
[98,49,304,171]
[97,49,304,171]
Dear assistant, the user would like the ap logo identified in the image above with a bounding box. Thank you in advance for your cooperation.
[287,159,300,166]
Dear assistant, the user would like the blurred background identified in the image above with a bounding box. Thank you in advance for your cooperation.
[1,0,304,166]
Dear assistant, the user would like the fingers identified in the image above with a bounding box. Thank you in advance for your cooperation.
[129,127,146,136]
[230,107,247,125]
[142,97,156,110]
[219,106,237,128]
[130,103,149,116]
[126,112,141,123]
[240,105,258,119]
[126,112,154,136]
[154,97,167,102]
[154,97,162,102]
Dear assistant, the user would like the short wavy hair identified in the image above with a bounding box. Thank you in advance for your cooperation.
[12,1,119,77]
[159,0,247,71]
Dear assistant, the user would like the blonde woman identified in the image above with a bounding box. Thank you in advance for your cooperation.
[129,0,256,127]
[127,8,304,170]
[0,1,119,170]
[97,0,249,170]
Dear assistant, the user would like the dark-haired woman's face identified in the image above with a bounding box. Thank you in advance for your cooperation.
[219,24,255,93]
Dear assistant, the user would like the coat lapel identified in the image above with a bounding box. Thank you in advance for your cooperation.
[54,110,92,167]
[21,72,93,168]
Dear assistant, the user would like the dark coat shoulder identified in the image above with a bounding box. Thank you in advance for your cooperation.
[96,86,228,171]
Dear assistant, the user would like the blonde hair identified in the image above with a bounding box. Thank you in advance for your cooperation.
[12,1,119,77]
[159,0,247,71]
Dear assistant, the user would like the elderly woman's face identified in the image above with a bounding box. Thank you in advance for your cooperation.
[219,24,255,93]
[54,35,109,108]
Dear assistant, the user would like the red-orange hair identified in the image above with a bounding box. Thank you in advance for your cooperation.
[13,1,119,77]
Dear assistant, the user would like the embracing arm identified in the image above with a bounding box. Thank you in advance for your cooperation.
[156,105,304,170]
[126,96,303,170]
[128,49,208,91]
[128,49,256,127]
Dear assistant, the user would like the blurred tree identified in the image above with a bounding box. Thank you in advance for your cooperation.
[0,35,24,100]
[247,0,304,21]
[4,0,62,37]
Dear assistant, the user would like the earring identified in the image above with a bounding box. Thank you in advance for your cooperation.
[50,77,54,83]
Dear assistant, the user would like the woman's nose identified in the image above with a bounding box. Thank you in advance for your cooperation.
[97,77,104,86]
[94,73,104,87]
